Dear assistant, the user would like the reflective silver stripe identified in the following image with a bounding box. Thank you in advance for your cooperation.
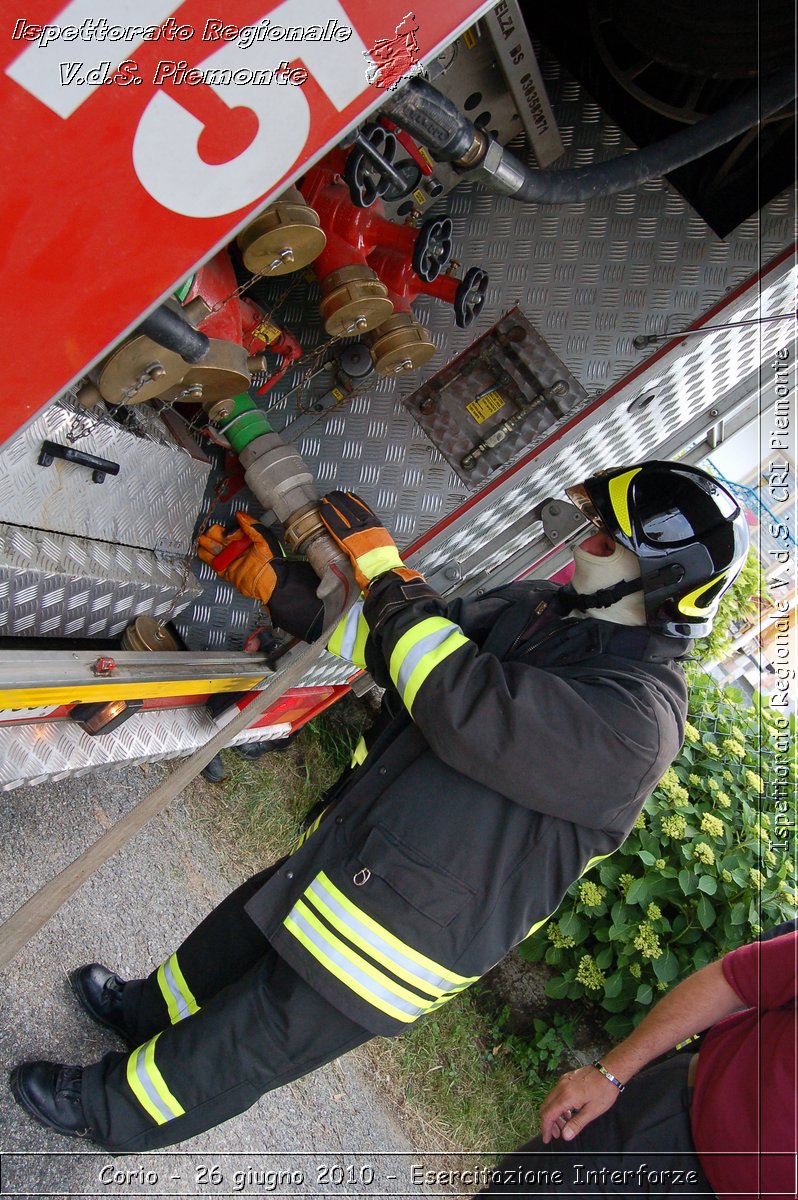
[161,958,192,1022]
[337,601,365,662]
[131,1045,176,1124]
[308,876,451,994]
[288,904,426,1018]
[395,624,462,701]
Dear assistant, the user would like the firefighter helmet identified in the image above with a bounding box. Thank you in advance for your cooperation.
[566,461,750,639]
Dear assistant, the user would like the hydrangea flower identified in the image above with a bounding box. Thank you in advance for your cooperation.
[575,955,606,991]
[547,921,576,949]
[684,723,700,743]
[749,868,765,891]
[693,842,715,866]
[633,922,662,960]
[578,881,606,909]
[700,813,725,838]
[661,814,686,840]
[646,902,662,920]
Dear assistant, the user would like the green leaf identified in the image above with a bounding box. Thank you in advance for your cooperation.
[626,878,650,906]
[635,983,653,1005]
[678,869,697,895]
[697,875,718,895]
[601,995,631,1013]
[697,893,716,930]
[604,1013,634,1041]
[559,911,588,943]
[595,947,614,970]
[653,949,680,982]
[544,976,570,1000]
[608,923,630,942]
[603,971,624,998]
[638,850,657,866]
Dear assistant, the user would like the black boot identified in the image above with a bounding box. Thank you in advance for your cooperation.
[9,1062,93,1139]
[70,963,133,1045]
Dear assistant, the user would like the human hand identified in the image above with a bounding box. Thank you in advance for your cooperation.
[539,1064,622,1144]
[197,512,283,603]
[319,491,418,593]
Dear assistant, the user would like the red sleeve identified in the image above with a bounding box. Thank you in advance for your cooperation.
[722,930,797,1010]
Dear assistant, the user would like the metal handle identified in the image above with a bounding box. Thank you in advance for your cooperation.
[37,440,120,484]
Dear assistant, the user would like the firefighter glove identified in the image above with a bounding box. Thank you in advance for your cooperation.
[198,511,284,604]
[319,490,421,592]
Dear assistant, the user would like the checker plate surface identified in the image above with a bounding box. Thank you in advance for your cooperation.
[0,394,210,553]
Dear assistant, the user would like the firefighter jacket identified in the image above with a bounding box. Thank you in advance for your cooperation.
[245,575,689,1036]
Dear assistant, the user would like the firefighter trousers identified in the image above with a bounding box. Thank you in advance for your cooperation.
[80,862,371,1152]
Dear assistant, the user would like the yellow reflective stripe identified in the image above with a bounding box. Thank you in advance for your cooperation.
[285,901,420,1023]
[522,852,613,939]
[293,808,327,851]
[356,545,404,580]
[317,871,477,988]
[351,736,368,768]
[327,601,369,666]
[388,617,470,715]
[608,468,642,537]
[125,1033,185,1125]
[310,880,447,998]
[156,953,199,1025]
[678,572,726,617]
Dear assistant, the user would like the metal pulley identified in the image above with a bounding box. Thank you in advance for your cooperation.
[412,216,453,283]
[369,312,436,376]
[318,264,394,337]
[237,187,327,276]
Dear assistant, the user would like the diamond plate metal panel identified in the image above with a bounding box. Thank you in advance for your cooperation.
[245,51,794,558]
[0,524,202,638]
[0,394,210,553]
[412,255,797,585]
[0,708,292,791]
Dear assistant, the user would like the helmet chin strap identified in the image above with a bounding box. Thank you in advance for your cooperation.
[562,540,647,624]
[561,577,644,614]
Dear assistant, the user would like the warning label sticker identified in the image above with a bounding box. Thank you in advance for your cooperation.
[467,390,505,424]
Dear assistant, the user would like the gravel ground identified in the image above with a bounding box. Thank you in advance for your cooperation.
[0,763,445,1199]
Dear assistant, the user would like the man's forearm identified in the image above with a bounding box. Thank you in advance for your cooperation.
[602,959,744,1083]
[540,957,747,1143]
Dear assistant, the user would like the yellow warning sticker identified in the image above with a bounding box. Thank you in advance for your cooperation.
[462,28,477,48]
[418,147,433,170]
[467,390,504,424]
[255,321,282,345]
[412,189,427,206]
[331,387,345,401]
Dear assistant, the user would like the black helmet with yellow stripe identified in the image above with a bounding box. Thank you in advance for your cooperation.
[566,461,749,639]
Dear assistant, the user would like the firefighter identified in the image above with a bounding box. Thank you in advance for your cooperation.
[10,461,749,1153]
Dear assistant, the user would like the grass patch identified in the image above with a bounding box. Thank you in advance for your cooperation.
[190,693,370,872]
[366,991,552,1156]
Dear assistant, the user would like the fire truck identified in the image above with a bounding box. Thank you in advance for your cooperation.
[1,0,795,797]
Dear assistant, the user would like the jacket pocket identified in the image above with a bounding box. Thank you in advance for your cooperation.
[355,824,475,927]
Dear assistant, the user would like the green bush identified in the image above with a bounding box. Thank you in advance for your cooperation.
[520,676,797,1040]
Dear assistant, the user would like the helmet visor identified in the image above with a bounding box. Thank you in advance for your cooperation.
[632,470,742,550]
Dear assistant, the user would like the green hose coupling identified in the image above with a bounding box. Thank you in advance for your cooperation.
[212,393,273,455]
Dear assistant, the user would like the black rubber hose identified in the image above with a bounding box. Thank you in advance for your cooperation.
[136,305,210,363]
[383,77,476,162]
[386,70,796,205]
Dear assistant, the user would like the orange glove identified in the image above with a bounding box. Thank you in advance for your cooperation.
[318,490,422,593]
[197,512,283,603]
